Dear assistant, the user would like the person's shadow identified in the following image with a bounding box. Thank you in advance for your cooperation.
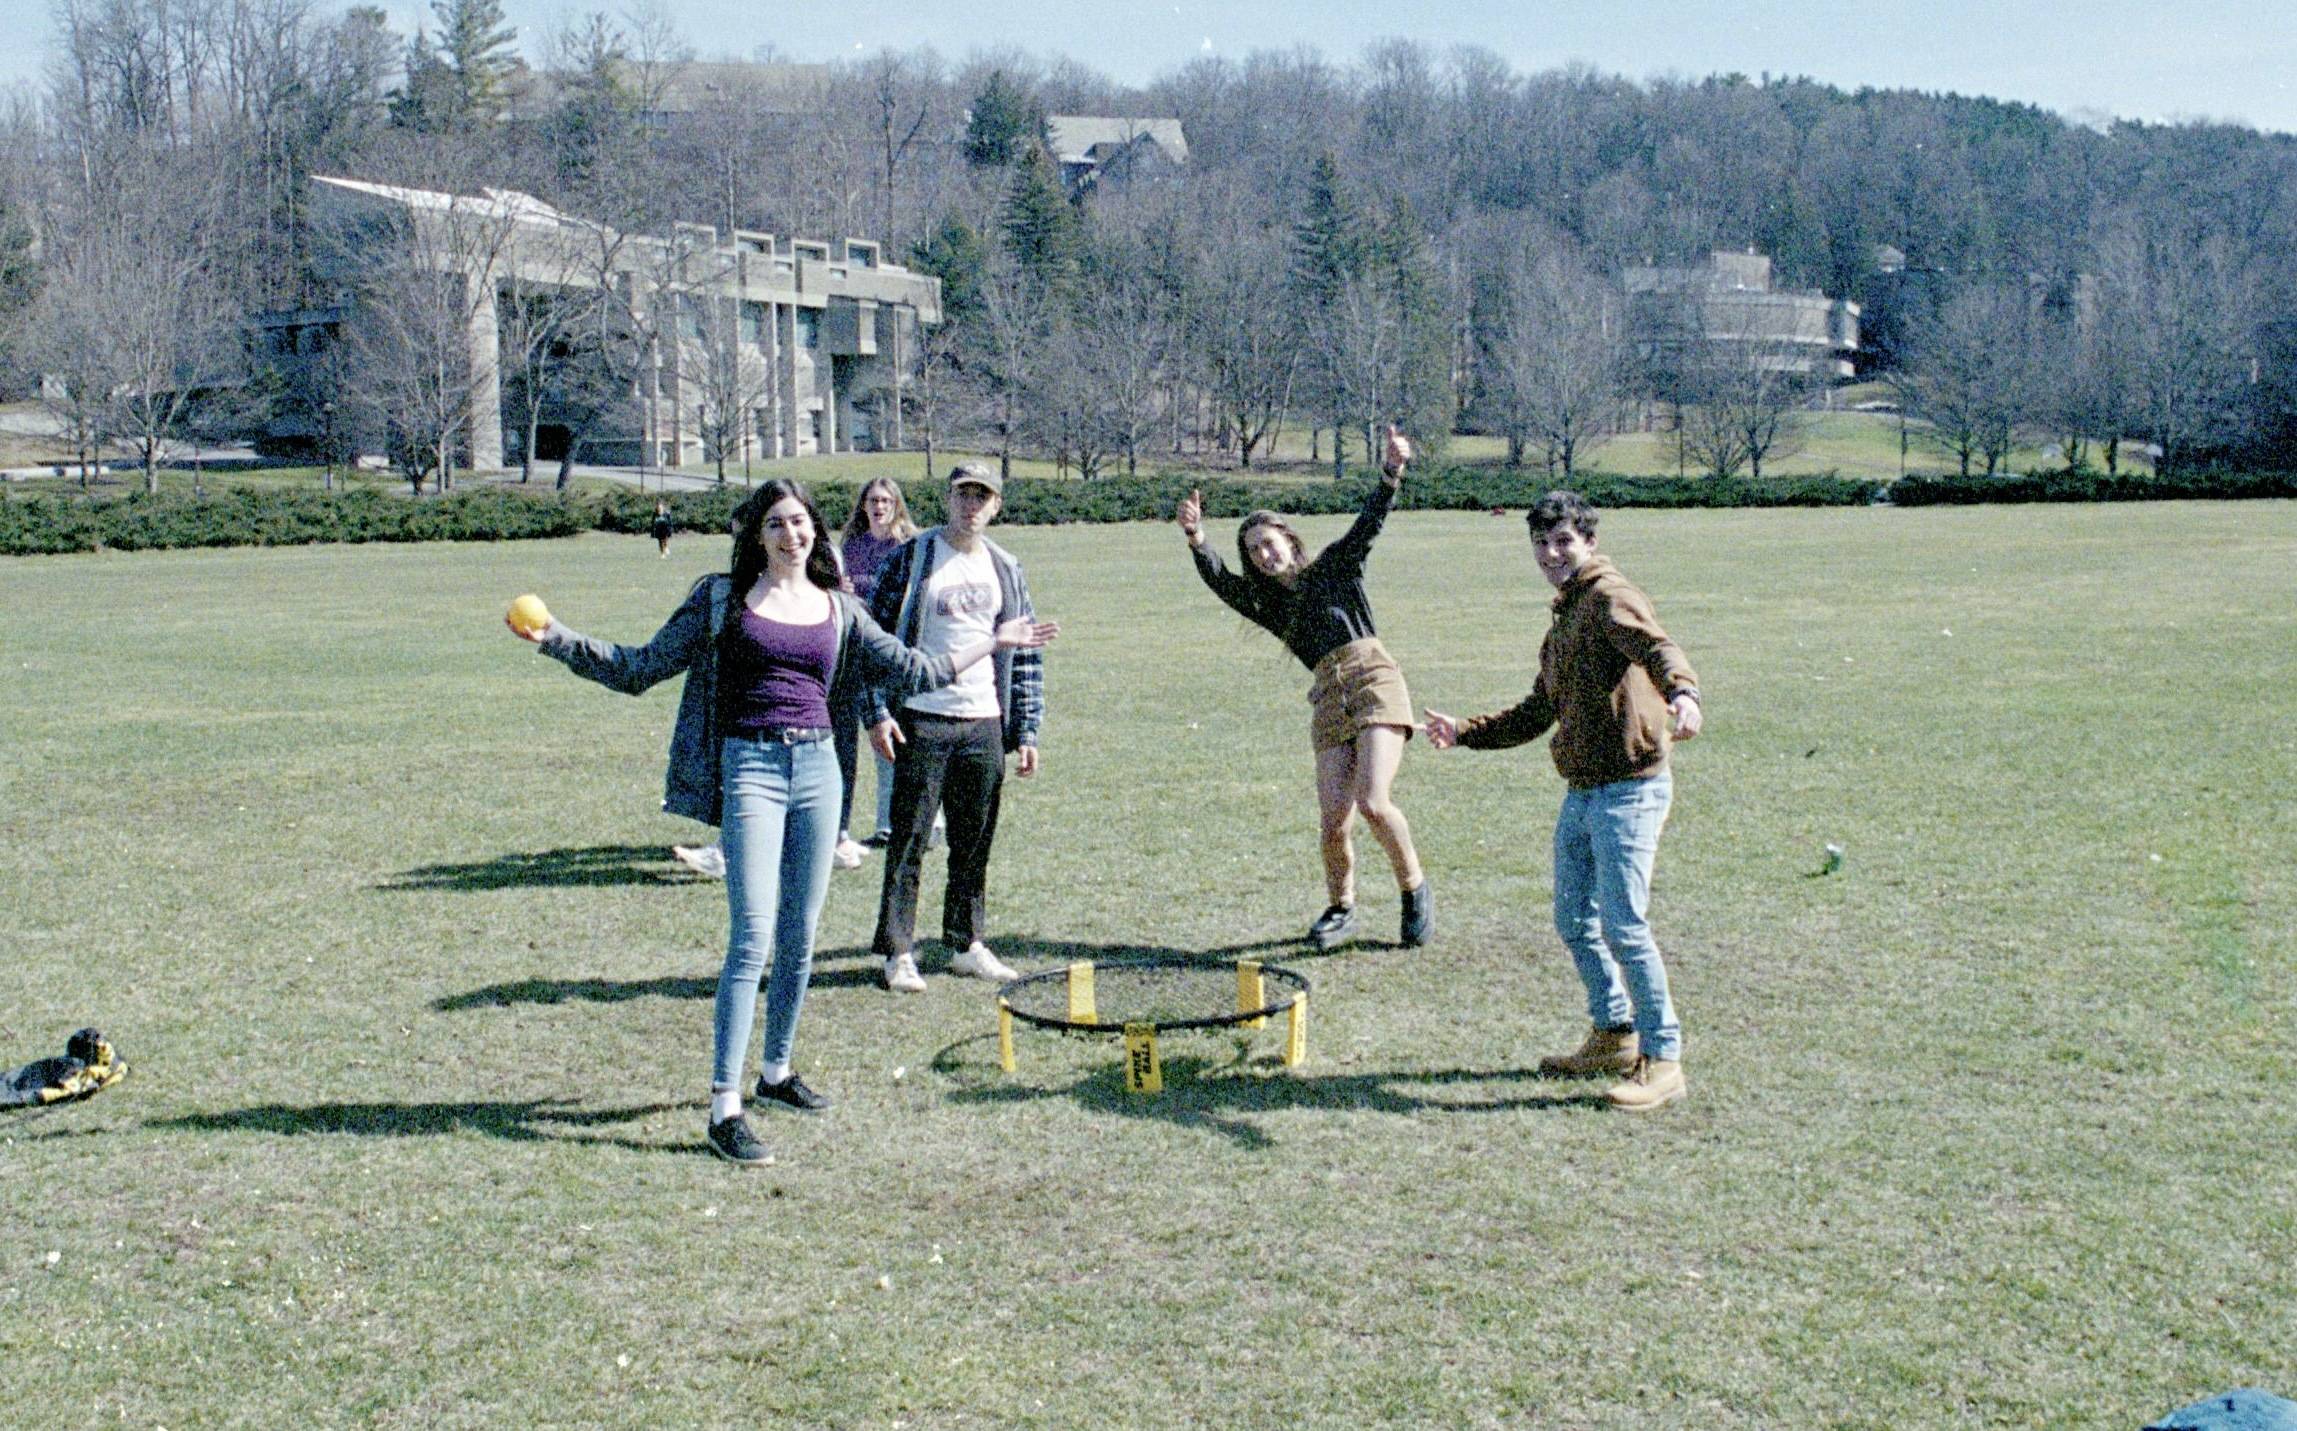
[934,1033,1612,1149]
[152,1098,688,1152]
[380,844,703,892]
[430,933,1322,1012]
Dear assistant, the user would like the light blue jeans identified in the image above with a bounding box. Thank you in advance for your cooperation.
[1552,772,1681,1062]
[712,736,841,1091]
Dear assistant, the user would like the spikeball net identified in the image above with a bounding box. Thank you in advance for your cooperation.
[994,957,1310,1093]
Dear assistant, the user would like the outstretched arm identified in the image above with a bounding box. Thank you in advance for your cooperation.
[515,580,714,696]
[1183,491,1278,630]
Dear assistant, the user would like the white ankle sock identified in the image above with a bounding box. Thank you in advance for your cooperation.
[710,1089,741,1123]
[759,1061,790,1087]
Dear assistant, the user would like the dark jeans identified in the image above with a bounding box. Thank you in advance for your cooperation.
[871,711,1005,958]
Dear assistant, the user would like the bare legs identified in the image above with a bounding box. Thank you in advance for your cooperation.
[1313,724,1425,907]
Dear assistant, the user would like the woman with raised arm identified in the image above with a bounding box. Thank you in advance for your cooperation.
[1177,426,1431,951]
[510,480,1057,1166]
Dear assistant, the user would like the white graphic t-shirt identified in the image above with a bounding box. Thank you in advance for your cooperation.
[904,539,1000,719]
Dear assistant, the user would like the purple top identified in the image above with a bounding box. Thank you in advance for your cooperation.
[720,605,837,735]
[841,530,903,605]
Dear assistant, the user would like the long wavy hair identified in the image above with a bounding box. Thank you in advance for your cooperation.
[840,476,919,543]
[731,480,843,593]
[1235,510,1308,605]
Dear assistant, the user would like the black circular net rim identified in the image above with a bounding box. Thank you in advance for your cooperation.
[998,956,1310,1034]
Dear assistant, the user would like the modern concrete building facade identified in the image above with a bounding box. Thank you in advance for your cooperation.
[257,175,940,470]
[1624,249,1860,381]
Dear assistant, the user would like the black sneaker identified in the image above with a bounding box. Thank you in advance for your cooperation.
[706,1114,772,1165]
[753,1072,831,1113]
[1307,903,1358,950]
[860,829,891,849]
[1400,879,1434,947]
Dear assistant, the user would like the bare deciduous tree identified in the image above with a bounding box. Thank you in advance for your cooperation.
[1482,236,1622,476]
[24,150,238,491]
[326,167,521,491]
[1893,284,2033,477]
[1186,220,1296,469]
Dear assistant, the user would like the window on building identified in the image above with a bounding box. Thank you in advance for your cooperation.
[795,308,820,350]
[740,301,765,346]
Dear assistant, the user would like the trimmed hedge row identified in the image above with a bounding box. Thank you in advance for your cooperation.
[8,462,2290,555]
[0,486,589,556]
[1887,468,2297,505]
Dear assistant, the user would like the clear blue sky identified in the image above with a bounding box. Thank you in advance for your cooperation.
[13,1,2297,134]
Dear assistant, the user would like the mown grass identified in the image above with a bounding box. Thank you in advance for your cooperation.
[2,502,2291,1427]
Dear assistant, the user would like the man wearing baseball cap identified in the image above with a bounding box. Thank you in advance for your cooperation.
[862,463,1049,991]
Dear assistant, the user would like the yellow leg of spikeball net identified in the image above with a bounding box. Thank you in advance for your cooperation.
[1123,1022,1162,1094]
[997,1001,1016,1073]
[1066,961,1097,1025]
[1284,993,1308,1067]
[1237,960,1267,1029]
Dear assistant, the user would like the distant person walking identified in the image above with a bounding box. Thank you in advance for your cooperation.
[1175,426,1431,951]
[510,480,1057,1164]
[830,476,921,867]
[1422,490,1703,1112]
[652,500,675,559]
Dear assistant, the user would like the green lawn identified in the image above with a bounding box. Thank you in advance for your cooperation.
[3,504,2291,1426]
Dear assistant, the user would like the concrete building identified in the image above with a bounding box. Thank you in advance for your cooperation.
[256,175,940,471]
[1624,249,1860,382]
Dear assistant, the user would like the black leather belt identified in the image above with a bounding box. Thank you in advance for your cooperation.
[730,727,832,744]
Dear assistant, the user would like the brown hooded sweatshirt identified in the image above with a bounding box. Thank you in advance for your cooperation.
[1455,555,1700,788]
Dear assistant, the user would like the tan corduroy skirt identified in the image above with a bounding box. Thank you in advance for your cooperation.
[1307,638,1416,753]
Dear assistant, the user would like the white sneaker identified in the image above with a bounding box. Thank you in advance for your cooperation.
[673,843,725,880]
[950,942,1018,983]
[832,837,865,870]
[882,953,926,993]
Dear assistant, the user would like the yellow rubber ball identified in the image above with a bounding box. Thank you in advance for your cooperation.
[507,593,552,635]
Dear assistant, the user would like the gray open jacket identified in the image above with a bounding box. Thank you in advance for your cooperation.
[535,574,960,828]
[862,530,1044,754]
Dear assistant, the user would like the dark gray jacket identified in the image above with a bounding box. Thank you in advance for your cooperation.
[538,574,960,827]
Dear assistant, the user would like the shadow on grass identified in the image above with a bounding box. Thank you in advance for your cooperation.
[431,934,1321,1012]
[379,844,702,892]
[936,1035,1609,1149]
[153,1098,689,1153]
[435,974,716,1011]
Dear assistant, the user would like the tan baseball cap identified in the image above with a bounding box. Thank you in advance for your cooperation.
[947,462,1002,496]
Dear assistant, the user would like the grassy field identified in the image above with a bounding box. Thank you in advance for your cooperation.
[2,502,2292,1426]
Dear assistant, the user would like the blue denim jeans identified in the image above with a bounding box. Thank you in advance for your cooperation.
[712,736,842,1091]
[1552,772,1680,1062]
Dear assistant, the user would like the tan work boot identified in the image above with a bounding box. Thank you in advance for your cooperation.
[1606,1057,1686,1112]
[1538,1025,1639,1076]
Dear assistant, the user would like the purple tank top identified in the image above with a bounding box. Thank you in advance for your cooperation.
[720,605,837,735]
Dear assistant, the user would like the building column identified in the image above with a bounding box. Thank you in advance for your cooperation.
[823,356,840,454]
[765,300,785,458]
[659,300,684,469]
[466,271,503,471]
[778,304,801,457]
[889,307,905,451]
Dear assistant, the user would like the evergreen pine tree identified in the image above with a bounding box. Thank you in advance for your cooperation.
[910,215,989,324]
[963,70,1049,169]
[1001,147,1082,291]
[1289,152,1368,304]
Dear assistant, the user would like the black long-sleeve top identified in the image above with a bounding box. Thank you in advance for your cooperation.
[1189,478,1398,670]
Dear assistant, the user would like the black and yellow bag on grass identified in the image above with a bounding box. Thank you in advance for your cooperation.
[2,1028,128,1108]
